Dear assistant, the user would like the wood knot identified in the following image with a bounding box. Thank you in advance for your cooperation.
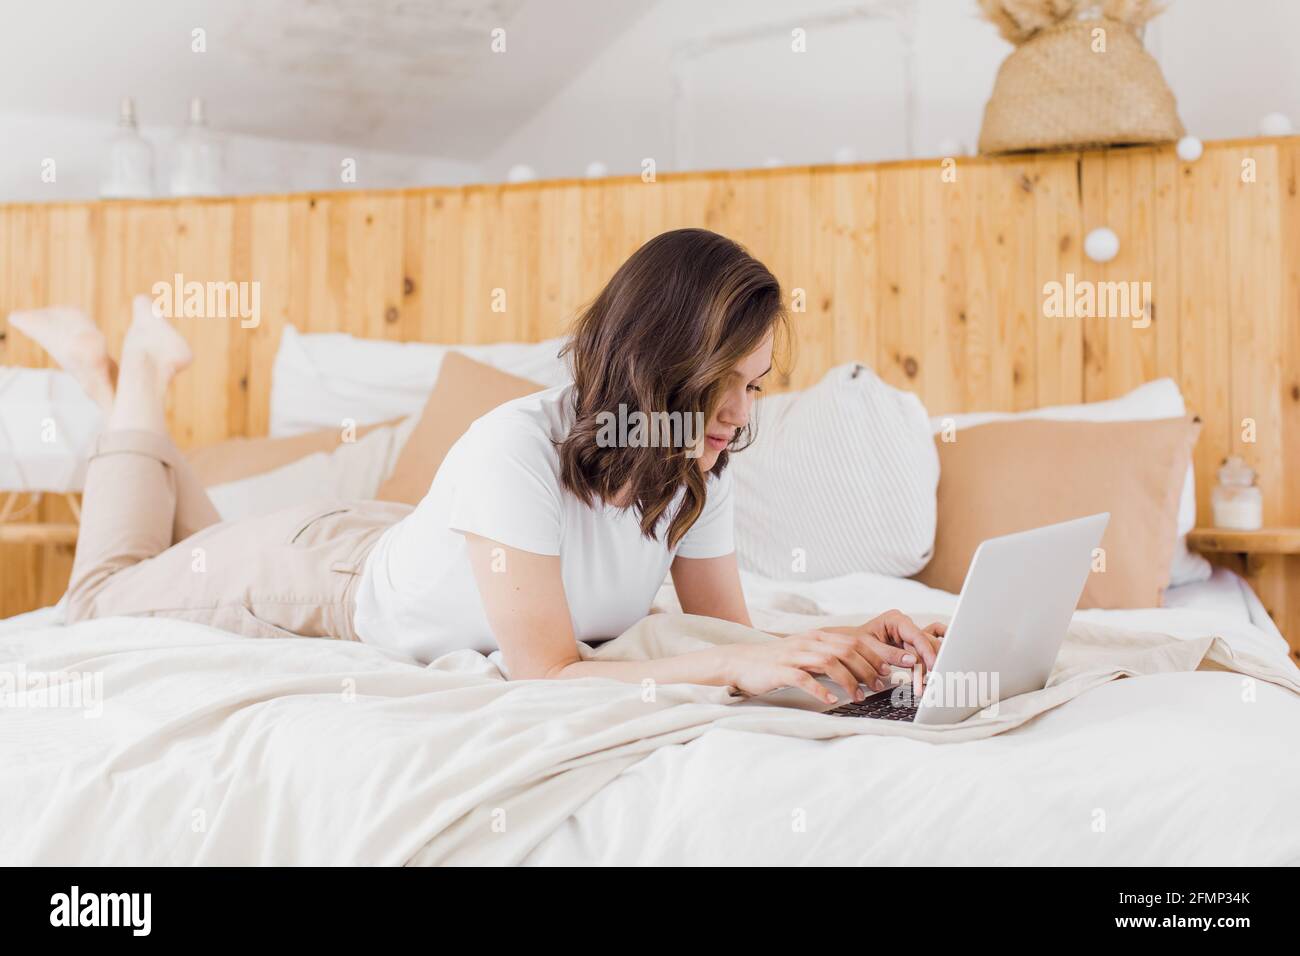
[365,214,374,226]
[239,375,248,391]
[384,306,399,324]
[1291,384,1300,402]
[902,356,918,378]
[1059,234,1071,252]
[403,277,416,296]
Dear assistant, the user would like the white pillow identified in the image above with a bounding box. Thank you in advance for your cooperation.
[268,324,571,436]
[730,363,938,581]
[929,378,1211,587]
[0,368,101,492]
[207,416,417,522]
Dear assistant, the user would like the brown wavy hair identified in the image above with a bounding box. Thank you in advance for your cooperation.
[558,228,788,549]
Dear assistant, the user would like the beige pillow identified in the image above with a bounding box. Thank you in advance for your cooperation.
[376,352,545,505]
[188,419,401,487]
[914,415,1200,609]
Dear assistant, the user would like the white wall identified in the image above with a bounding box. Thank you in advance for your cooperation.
[6,0,1297,200]
[0,110,481,203]
[484,0,1300,180]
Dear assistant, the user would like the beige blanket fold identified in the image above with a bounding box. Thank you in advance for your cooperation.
[2,611,1297,867]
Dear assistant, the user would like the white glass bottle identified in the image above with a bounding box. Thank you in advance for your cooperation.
[1211,456,1263,530]
[170,97,224,197]
[100,97,155,199]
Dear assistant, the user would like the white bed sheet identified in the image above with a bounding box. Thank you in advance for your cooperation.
[518,568,1299,865]
[2,568,1296,866]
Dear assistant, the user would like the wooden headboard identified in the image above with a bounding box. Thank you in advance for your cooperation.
[3,135,1299,646]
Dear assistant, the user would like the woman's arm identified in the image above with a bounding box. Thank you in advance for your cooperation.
[464,533,888,704]
[670,549,946,685]
[670,552,752,626]
[463,531,720,683]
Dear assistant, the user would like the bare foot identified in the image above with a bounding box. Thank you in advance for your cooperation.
[7,306,117,411]
[121,294,193,380]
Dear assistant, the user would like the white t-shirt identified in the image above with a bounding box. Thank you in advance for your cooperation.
[353,384,735,663]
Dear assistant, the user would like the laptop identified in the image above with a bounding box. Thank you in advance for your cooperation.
[761,513,1109,725]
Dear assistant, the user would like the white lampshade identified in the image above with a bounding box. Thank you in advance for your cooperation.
[0,368,102,492]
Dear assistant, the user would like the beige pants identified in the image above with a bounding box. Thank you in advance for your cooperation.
[65,429,412,640]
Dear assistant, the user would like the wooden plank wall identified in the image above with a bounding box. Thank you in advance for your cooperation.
[2,136,1298,655]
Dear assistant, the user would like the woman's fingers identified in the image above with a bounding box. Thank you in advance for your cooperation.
[792,630,888,676]
[868,639,916,668]
[794,652,860,701]
[786,668,838,706]
[811,629,891,676]
[827,633,889,677]
[884,611,940,669]
[832,649,888,693]
[798,648,875,690]
[841,650,889,692]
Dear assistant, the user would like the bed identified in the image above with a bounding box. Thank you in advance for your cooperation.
[3,564,1297,867]
[4,137,1300,866]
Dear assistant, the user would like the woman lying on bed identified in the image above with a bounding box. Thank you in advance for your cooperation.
[10,227,941,706]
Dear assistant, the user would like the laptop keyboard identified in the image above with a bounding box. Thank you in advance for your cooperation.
[825,687,918,721]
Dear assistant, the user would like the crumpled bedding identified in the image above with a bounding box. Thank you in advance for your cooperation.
[3,603,1296,866]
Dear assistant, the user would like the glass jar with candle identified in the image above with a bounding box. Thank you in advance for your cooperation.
[1211,456,1263,530]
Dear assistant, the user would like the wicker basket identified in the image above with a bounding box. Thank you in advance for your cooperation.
[978,17,1184,155]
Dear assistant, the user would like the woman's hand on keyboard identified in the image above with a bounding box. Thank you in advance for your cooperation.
[819,611,947,692]
[712,629,895,705]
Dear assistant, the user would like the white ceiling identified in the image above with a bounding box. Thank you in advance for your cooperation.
[0,0,651,158]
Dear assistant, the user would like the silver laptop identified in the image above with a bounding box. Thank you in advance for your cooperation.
[761,513,1109,725]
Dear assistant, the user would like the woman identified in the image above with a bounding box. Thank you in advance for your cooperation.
[10,228,941,706]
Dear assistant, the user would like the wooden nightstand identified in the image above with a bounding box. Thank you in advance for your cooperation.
[0,492,80,545]
[0,493,80,618]
[1186,528,1300,571]
[1187,528,1300,662]
[0,522,79,545]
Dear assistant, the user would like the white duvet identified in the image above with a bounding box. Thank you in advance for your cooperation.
[2,571,1298,866]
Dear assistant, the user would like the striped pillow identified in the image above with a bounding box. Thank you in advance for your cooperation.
[729,363,938,580]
